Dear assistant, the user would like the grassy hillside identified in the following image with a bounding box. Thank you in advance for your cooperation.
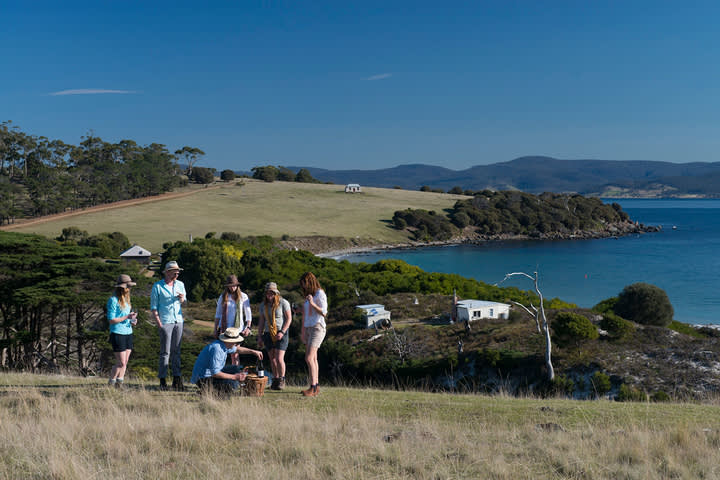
[7,180,464,252]
[2,372,720,479]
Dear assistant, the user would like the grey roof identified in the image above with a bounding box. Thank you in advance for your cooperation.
[120,245,151,257]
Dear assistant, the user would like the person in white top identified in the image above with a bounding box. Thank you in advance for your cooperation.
[299,271,327,397]
[214,275,252,365]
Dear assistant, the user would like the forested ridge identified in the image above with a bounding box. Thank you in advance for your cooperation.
[392,190,649,242]
[0,122,204,224]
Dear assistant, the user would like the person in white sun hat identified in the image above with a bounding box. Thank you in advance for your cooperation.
[151,260,187,391]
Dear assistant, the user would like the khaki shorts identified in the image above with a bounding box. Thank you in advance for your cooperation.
[305,324,326,349]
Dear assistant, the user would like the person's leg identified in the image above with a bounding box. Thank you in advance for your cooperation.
[158,324,173,383]
[170,323,184,377]
[276,349,287,389]
[109,350,123,382]
[306,346,319,386]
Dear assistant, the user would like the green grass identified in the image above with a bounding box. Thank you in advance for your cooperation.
[8,180,464,252]
[2,372,720,479]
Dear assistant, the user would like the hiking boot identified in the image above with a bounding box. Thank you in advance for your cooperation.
[270,378,280,390]
[159,377,168,391]
[301,385,318,397]
[172,376,185,392]
[278,377,286,390]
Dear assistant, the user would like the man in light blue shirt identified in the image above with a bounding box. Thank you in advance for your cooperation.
[191,327,263,395]
[151,260,187,391]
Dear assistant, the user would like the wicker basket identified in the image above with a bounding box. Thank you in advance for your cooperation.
[243,374,268,397]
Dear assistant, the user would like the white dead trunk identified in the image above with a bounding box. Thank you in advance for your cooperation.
[499,271,554,381]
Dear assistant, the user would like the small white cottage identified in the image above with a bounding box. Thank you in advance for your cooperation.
[345,183,362,193]
[356,304,391,328]
[119,244,152,265]
[456,300,510,322]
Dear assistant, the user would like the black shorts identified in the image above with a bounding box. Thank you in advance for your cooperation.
[109,333,134,352]
[262,332,289,351]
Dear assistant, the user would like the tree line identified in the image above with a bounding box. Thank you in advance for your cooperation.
[394,190,632,241]
[0,121,207,224]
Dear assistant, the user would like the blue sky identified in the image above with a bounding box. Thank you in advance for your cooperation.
[2,1,720,172]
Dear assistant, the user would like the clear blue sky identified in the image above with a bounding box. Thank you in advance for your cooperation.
[2,1,720,172]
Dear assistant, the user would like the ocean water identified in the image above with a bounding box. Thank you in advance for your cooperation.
[339,199,720,324]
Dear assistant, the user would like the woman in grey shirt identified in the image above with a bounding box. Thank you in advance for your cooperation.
[257,282,292,390]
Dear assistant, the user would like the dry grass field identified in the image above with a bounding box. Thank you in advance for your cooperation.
[2,372,720,479]
[6,180,464,253]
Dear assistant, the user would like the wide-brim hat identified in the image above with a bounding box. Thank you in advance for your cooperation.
[163,261,183,273]
[115,274,136,288]
[225,274,240,287]
[218,327,244,343]
[265,282,280,294]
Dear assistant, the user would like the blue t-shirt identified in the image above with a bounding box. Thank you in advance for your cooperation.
[190,340,237,384]
[107,296,132,335]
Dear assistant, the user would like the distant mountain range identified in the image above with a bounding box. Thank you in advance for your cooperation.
[286,156,720,197]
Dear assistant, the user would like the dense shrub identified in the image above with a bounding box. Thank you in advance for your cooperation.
[613,283,674,326]
[617,383,646,402]
[592,297,618,314]
[650,391,671,402]
[220,169,235,181]
[600,312,635,340]
[190,166,215,184]
[591,371,611,397]
[391,209,457,241]
[552,312,598,346]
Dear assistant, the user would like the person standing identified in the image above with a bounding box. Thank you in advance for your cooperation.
[214,274,252,337]
[151,260,187,391]
[257,282,292,390]
[214,274,253,366]
[107,274,138,389]
[299,272,327,397]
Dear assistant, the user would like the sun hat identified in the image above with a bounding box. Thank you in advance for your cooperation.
[225,275,241,287]
[265,282,280,294]
[163,261,183,273]
[115,274,136,288]
[218,327,244,343]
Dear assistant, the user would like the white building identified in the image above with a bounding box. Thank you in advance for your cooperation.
[345,183,362,193]
[356,304,391,328]
[119,244,152,265]
[456,300,510,322]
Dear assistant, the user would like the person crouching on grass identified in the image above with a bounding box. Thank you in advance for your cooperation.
[107,274,138,389]
[299,272,327,397]
[257,282,292,390]
[190,327,263,396]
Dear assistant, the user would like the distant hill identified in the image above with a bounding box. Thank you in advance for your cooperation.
[287,157,720,197]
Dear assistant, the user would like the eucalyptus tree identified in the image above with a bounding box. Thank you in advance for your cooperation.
[175,146,205,176]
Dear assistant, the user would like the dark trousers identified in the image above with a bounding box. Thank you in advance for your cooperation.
[196,365,243,395]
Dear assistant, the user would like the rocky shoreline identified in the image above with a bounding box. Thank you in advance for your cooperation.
[282,221,662,259]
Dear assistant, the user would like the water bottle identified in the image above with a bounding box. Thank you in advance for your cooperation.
[256,358,265,378]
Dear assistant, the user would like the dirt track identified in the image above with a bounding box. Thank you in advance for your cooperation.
[0,185,221,231]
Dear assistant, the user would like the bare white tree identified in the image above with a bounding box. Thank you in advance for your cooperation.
[498,271,554,381]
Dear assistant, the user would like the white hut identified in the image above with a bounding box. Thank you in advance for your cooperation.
[119,244,152,265]
[345,183,362,193]
[356,304,391,328]
[456,300,510,322]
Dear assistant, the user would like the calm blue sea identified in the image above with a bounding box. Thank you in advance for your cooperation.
[339,199,720,324]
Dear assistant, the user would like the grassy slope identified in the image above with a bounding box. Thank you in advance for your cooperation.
[2,372,719,479]
[9,180,464,252]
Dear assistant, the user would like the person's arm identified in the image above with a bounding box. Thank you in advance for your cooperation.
[235,346,263,360]
[256,306,266,348]
[107,297,134,325]
[276,302,292,341]
[150,284,163,328]
[242,295,252,333]
[214,296,223,337]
